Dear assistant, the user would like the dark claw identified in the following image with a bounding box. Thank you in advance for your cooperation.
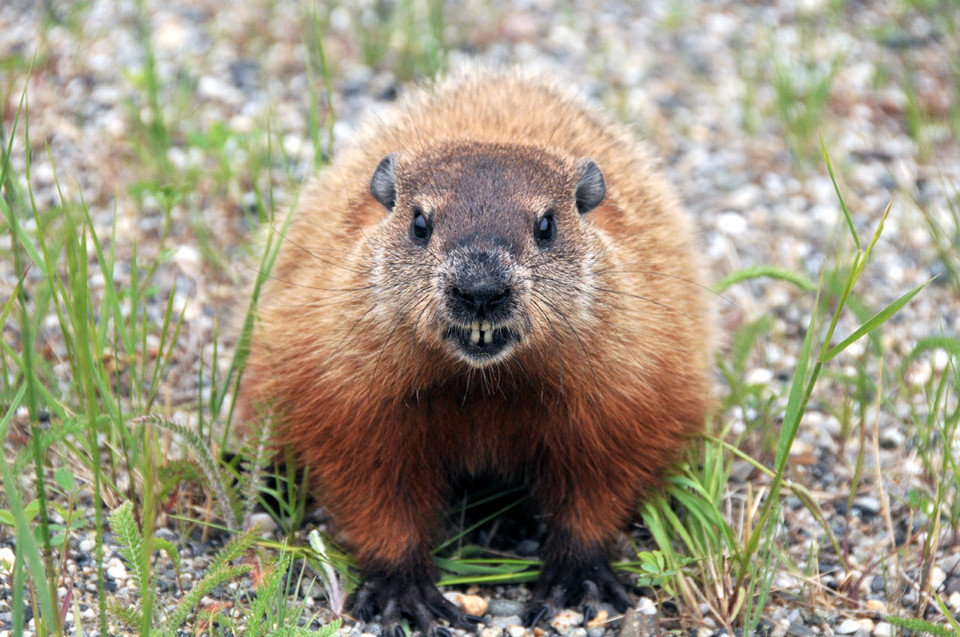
[582,604,597,624]
[350,559,481,634]
[523,603,550,628]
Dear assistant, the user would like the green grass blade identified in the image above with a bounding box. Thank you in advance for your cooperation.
[822,278,933,361]
[820,136,860,249]
[0,384,59,635]
[713,264,817,294]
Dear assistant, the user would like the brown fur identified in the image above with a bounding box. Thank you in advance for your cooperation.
[238,69,711,620]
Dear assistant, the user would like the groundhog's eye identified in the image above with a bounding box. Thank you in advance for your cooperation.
[411,207,432,244]
[535,211,556,245]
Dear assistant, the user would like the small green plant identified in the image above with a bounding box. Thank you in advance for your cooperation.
[108,500,256,635]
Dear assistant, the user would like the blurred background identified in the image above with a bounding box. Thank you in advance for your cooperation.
[2,1,960,635]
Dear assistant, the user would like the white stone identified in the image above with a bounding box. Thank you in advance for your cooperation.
[929,566,947,590]
[507,625,527,637]
[745,368,774,385]
[874,622,892,637]
[717,211,747,235]
[636,597,657,615]
[106,557,127,581]
[948,592,960,612]
[836,619,861,634]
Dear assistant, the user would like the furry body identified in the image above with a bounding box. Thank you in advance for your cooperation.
[238,70,710,632]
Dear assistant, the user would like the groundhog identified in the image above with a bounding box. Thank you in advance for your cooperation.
[237,69,711,636]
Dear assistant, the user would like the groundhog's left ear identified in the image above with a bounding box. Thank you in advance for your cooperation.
[575,158,605,214]
[370,153,398,211]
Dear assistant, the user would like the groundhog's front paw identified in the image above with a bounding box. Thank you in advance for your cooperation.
[351,565,484,637]
[522,545,632,628]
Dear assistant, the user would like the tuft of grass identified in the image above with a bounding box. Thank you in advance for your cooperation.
[638,142,935,630]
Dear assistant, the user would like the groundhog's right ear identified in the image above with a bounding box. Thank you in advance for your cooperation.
[575,158,605,214]
[370,153,398,211]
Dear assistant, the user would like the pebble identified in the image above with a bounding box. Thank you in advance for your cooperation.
[550,610,584,635]
[930,566,947,590]
[949,592,960,612]
[587,609,609,629]
[853,497,882,518]
[488,600,526,616]
[0,547,14,568]
[588,627,606,637]
[445,592,489,617]
[106,557,127,581]
[636,597,657,616]
[482,627,505,637]
[507,625,527,637]
[493,616,524,629]
[835,619,861,634]
[873,623,892,637]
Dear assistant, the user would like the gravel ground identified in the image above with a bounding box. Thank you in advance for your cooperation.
[2,0,960,636]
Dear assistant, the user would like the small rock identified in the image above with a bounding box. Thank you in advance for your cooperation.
[940,554,960,574]
[930,567,947,590]
[617,608,656,637]
[551,609,584,635]
[836,619,860,634]
[717,211,747,235]
[901,588,919,607]
[588,627,606,637]
[857,619,874,633]
[873,622,892,637]
[636,597,657,616]
[0,547,14,568]
[482,627,505,637]
[488,600,526,617]
[864,599,886,613]
[363,625,383,637]
[587,609,609,629]
[106,557,127,581]
[78,538,95,554]
[786,622,812,637]
[507,625,527,637]
[454,594,489,617]
[493,616,524,629]
[567,629,587,637]
[948,592,960,612]
[946,576,960,594]
[247,512,278,536]
[853,497,881,518]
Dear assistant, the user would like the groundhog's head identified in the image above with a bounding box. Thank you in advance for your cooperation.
[367,141,606,368]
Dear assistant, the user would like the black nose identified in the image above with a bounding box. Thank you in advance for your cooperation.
[453,283,511,315]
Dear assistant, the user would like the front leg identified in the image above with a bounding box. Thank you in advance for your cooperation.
[522,528,632,627]
[522,440,644,626]
[311,420,481,635]
[352,551,484,637]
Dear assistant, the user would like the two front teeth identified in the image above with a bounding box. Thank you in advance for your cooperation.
[470,321,493,346]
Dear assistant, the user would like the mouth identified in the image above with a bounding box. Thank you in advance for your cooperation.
[444,321,519,364]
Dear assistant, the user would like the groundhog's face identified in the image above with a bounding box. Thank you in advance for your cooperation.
[368,142,606,369]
